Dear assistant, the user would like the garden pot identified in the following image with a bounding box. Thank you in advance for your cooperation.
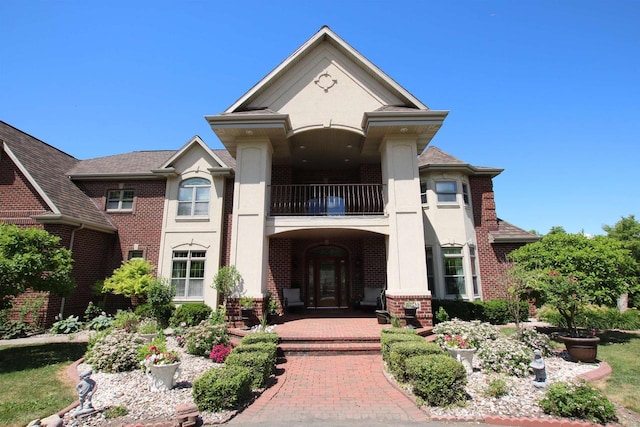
[146,362,181,392]
[447,347,477,374]
[241,307,254,329]
[375,310,390,324]
[139,333,158,343]
[403,307,417,317]
[558,335,600,363]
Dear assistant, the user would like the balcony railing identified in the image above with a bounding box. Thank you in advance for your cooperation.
[269,184,385,216]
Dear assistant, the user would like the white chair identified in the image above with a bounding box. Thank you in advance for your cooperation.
[360,287,383,309]
[283,288,304,312]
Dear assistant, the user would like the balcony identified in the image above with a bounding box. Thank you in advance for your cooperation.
[269,184,385,216]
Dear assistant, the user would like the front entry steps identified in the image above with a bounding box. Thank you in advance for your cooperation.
[228,326,433,356]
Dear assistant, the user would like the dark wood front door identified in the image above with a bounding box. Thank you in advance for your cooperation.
[306,246,349,308]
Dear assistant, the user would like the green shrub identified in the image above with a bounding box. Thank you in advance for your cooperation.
[184,321,229,357]
[484,376,509,398]
[517,328,553,356]
[0,311,32,339]
[231,342,277,370]
[147,278,176,327]
[193,365,252,411]
[85,328,142,372]
[476,337,531,377]
[50,315,83,334]
[380,332,423,362]
[432,299,528,324]
[537,304,640,331]
[539,381,617,424]
[435,306,450,324]
[381,327,421,336]
[84,301,103,321]
[405,354,467,406]
[134,303,153,319]
[476,300,529,325]
[170,303,212,327]
[112,310,140,332]
[225,350,272,389]
[241,332,279,345]
[388,341,444,381]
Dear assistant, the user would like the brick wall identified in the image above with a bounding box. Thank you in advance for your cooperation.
[220,177,234,266]
[385,294,433,328]
[78,180,166,273]
[267,238,292,313]
[470,176,527,300]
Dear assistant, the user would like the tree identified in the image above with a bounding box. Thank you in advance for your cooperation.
[102,258,156,299]
[0,224,75,310]
[212,265,242,306]
[603,214,640,307]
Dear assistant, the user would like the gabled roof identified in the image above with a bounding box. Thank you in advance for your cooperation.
[226,26,429,113]
[0,121,116,232]
[418,146,503,177]
[490,219,540,243]
[156,136,233,175]
[67,150,175,179]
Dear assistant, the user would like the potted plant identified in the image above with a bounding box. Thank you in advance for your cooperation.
[403,301,419,317]
[137,318,159,342]
[442,334,477,374]
[139,342,181,392]
[239,296,255,329]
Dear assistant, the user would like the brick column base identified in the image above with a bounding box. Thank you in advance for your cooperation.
[385,294,433,327]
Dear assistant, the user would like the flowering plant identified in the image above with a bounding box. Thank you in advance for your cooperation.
[139,343,180,369]
[443,334,473,349]
[433,319,499,351]
[209,344,232,363]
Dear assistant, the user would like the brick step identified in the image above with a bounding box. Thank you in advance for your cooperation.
[278,341,382,356]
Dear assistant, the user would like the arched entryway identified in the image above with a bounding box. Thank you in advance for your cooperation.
[305,245,349,308]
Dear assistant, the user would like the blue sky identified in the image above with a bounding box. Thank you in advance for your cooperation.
[1,1,638,236]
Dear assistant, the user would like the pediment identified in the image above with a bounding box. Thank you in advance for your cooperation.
[227,27,428,134]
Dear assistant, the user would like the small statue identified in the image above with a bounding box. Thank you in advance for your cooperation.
[75,369,97,416]
[530,349,547,388]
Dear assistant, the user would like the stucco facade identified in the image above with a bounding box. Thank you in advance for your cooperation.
[1,27,537,327]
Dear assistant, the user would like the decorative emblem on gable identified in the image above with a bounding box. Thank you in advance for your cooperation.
[314,72,337,92]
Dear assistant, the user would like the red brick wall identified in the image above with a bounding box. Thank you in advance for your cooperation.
[78,180,165,273]
[470,176,527,300]
[220,177,234,266]
[385,294,433,328]
[267,238,292,313]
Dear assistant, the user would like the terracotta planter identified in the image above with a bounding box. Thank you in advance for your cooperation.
[146,362,181,392]
[558,335,600,363]
[447,347,477,374]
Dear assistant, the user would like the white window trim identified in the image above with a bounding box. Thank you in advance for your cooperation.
[171,250,206,300]
[177,178,211,218]
[435,180,459,206]
[442,246,466,297]
[106,189,134,212]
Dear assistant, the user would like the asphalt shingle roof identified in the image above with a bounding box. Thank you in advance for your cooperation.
[67,151,175,176]
[0,121,115,230]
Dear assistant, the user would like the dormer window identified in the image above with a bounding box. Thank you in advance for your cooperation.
[106,189,134,211]
[435,181,457,203]
[178,178,210,217]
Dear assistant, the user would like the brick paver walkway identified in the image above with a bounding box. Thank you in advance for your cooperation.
[227,353,430,425]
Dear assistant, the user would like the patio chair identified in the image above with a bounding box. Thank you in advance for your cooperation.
[360,287,383,309]
[283,288,304,312]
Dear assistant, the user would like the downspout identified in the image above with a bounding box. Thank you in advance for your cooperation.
[59,223,84,319]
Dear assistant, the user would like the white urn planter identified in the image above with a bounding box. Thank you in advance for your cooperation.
[447,348,476,375]
[146,362,181,392]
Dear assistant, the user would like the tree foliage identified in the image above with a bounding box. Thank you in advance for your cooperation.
[604,214,640,307]
[212,265,243,305]
[102,258,156,298]
[0,224,75,310]
[509,231,636,308]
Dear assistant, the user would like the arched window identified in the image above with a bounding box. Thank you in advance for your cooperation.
[178,178,210,216]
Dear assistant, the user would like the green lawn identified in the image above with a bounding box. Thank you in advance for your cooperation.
[0,342,87,427]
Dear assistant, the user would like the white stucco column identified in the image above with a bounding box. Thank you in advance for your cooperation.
[380,136,429,295]
[229,138,272,297]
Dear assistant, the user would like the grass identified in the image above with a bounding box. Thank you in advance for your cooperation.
[0,342,87,427]
[592,331,640,414]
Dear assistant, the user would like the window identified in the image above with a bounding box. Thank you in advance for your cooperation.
[171,250,206,299]
[426,247,435,297]
[106,189,134,211]
[178,178,210,216]
[420,181,428,204]
[470,246,479,296]
[435,181,457,203]
[462,183,470,205]
[128,250,144,260]
[443,247,465,296]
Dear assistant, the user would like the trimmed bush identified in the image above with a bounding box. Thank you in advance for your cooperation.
[432,299,529,324]
[231,342,277,370]
[517,328,554,356]
[193,365,252,411]
[539,381,617,424]
[225,350,272,389]
[388,341,444,381]
[381,327,421,336]
[85,328,142,373]
[184,321,229,357]
[241,332,279,345]
[405,354,467,406]
[380,332,423,362]
[538,304,640,331]
[170,303,213,327]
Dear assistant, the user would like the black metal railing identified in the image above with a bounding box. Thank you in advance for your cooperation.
[269,184,385,216]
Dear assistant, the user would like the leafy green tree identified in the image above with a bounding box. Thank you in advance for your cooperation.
[509,232,637,334]
[603,215,640,307]
[212,265,242,306]
[102,258,156,299]
[0,224,75,310]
